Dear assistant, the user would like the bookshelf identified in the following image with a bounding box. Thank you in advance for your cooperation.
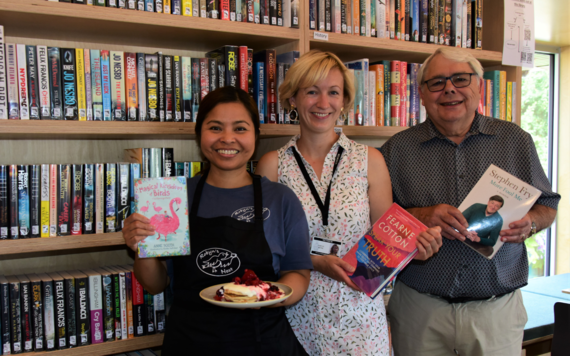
[0,0,521,354]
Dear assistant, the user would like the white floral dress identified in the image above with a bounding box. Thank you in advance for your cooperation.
[278,133,390,356]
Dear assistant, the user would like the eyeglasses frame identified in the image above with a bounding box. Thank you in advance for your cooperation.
[422,73,478,92]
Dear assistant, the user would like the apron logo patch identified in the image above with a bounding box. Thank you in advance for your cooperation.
[231,206,271,222]
[196,248,241,277]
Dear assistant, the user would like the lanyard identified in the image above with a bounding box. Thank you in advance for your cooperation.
[292,145,344,226]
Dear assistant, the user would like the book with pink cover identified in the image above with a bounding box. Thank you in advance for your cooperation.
[134,177,190,258]
[343,203,426,299]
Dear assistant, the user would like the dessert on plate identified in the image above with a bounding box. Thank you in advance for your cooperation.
[214,269,284,303]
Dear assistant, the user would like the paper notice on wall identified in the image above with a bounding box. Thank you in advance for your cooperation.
[503,0,535,68]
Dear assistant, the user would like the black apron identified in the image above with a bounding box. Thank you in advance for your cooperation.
[162,172,307,356]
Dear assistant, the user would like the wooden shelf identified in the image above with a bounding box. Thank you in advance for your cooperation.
[0,121,407,139]
[0,0,299,52]
[31,333,163,355]
[0,232,126,256]
[308,31,504,67]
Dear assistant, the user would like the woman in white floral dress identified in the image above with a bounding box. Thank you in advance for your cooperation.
[256,50,442,355]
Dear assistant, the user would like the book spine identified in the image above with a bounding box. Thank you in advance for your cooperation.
[191,58,200,121]
[181,57,192,122]
[29,165,41,238]
[136,53,147,121]
[57,165,71,236]
[105,163,117,233]
[399,61,407,126]
[173,56,183,122]
[10,279,22,353]
[247,49,254,97]
[132,274,146,337]
[270,0,277,25]
[8,166,18,239]
[149,148,162,178]
[125,271,134,339]
[36,46,51,119]
[199,58,209,100]
[88,274,103,344]
[16,44,30,120]
[511,81,516,122]
[182,0,192,15]
[0,166,8,240]
[473,0,482,49]
[153,292,165,333]
[0,280,10,353]
[156,0,164,12]
[142,149,151,178]
[100,272,114,341]
[254,62,265,123]
[111,271,121,340]
[409,63,419,126]
[61,48,78,120]
[466,0,472,48]
[110,51,126,121]
[428,0,437,43]
[404,0,410,40]
[49,165,57,237]
[389,61,401,127]
[277,63,284,123]
[437,0,445,44]
[157,52,165,121]
[6,43,19,119]
[117,163,130,231]
[144,0,154,11]
[20,280,32,352]
[485,79,492,117]
[54,278,66,349]
[17,165,30,238]
[75,275,90,346]
[95,164,105,234]
[412,0,420,41]
[76,48,87,120]
[100,50,111,121]
[239,47,248,92]
[499,71,506,121]
[83,164,95,234]
[309,0,316,29]
[85,51,93,113]
[164,55,174,122]
[145,53,159,121]
[164,0,171,13]
[71,164,83,235]
[30,279,44,351]
[506,81,512,122]
[125,53,138,121]
[220,0,230,20]
[368,71,375,125]
[0,27,7,119]
[144,290,155,334]
[174,0,183,14]
[118,272,127,340]
[63,276,76,347]
[162,148,174,177]
[267,50,276,124]
[374,65,384,126]
[47,48,63,120]
[26,45,40,120]
[90,50,103,121]
[208,58,217,93]
[42,278,55,351]
[444,0,451,45]
[201,0,207,17]
[452,0,460,46]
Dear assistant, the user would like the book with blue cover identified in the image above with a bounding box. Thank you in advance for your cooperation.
[135,177,190,258]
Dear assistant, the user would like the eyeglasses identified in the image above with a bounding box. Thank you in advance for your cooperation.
[422,73,477,92]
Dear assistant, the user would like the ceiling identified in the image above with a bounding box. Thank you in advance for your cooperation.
[534,0,570,47]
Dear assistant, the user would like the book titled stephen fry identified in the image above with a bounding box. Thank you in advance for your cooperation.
[458,164,541,259]
[343,203,425,299]
[134,177,189,258]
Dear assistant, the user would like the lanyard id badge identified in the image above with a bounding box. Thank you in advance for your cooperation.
[311,237,342,256]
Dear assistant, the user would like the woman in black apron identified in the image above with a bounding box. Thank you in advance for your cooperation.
[122,87,311,356]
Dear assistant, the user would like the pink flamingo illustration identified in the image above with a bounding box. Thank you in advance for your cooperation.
[150,198,181,242]
[152,201,163,213]
[140,201,150,214]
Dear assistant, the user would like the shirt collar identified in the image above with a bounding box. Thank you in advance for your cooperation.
[285,132,350,153]
[418,112,499,144]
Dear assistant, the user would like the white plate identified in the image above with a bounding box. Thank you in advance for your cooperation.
[199,282,293,309]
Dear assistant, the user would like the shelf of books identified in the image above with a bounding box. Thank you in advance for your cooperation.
[0,232,127,256]
[0,0,300,52]
[29,334,164,356]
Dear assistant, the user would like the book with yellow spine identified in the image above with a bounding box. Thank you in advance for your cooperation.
[41,164,50,237]
[164,0,171,13]
[499,71,507,120]
[76,48,87,121]
[183,0,193,15]
[506,81,512,122]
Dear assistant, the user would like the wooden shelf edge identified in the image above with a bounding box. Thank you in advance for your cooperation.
[32,333,164,355]
[260,124,408,138]
[1,232,126,256]
[0,0,300,41]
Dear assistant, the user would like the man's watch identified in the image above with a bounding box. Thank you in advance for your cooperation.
[530,222,537,236]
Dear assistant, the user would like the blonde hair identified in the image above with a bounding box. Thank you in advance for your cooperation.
[279,50,354,114]
[417,47,484,85]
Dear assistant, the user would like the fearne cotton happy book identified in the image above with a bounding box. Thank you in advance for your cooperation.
[134,177,190,258]
[459,164,541,259]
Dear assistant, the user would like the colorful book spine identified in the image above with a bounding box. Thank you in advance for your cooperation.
[95,163,105,234]
[8,165,18,239]
[137,53,147,121]
[499,71,507,121]
[101,50,112,121]
[254,61,265,123]
[199,58,209,100]
[125,52,138,121]
[0,166,8,240]
[157,52,165,121]
[18,275,33,352]
[132,273,146,337]
[90,49,103,121]
[71,164,83,235]
[478,76,485,115]
[129,164,140,214]
[124,267,134,339]
[49,164,57,237]
[399,61,407,126]
[85,50,95,120]
[370,64,384,126]
[390,61,401,127]
[95,268,114,342]
[183,0,192,15]
[486,79,493,117]
[85,270,103,344]
[164,55,174,122]
[6,43,19,119]
[483,71,500,119]
[17,44,30,120]
[506,81,512,122]
[26,45,41,120]
[76,48,87,120]
[181,56,192,122]
[83,164,95,235]
[57,164,71,236]
[105,163,117,233]
[191,58,200,121]
[17,165,30,238]
[29,165,41,238]
[173,56,183,122]
[0,26,7,119]
[472,0,482,49]
[36,46,51,119]
[110,51,126,121]
[145,53,159,121]
[61,48,78,120]
[511,82,517,122]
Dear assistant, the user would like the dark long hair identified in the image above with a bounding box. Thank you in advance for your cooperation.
[194,86,261,162]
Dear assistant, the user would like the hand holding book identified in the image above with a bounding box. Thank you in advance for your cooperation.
[121,213,156,252]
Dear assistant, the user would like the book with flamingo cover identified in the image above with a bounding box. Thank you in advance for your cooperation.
[342,203,426,299]
[134,177,190,258]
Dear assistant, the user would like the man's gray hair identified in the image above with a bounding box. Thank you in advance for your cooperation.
[417,47,484,85]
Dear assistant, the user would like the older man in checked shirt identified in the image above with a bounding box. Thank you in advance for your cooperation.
[380,48,560,356]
